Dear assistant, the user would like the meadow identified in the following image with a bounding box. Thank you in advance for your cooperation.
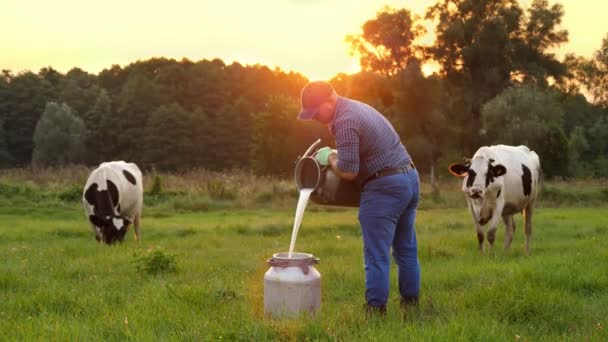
[0,168,607,341]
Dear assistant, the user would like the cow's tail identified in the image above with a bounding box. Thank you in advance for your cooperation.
[531,150,542,196]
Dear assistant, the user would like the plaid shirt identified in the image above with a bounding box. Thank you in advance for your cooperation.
[330,96,411,182]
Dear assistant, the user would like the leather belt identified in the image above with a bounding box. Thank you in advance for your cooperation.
[362,161,416,188]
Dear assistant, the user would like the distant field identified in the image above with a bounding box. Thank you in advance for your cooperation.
[1,166,607,212]
[1,202,607,340]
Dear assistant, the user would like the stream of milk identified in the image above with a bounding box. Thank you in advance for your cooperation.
[288,188,314,258]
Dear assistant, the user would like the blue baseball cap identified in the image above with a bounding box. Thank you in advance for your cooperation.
[297,81,334,120]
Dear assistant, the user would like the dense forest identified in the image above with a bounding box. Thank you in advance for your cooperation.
[1,0,606,180]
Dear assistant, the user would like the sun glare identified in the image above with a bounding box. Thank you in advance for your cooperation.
[422,61,440,76]
[0,0,605,82]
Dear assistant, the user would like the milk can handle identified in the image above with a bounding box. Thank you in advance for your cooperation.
[267,257,320,275]
[302,139,322,158]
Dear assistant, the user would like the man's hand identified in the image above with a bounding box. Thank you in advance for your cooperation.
[328,152,357,181]
[315,147,335,166]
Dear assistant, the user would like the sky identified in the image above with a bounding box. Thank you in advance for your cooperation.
[2,0,607,81]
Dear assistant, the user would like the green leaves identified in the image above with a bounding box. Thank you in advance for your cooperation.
[482,85,569,177]
[32,102,87,167]
[347,7,424,76]
[250,96,299,176]
[427,0,568,95]
[133,249,178,276]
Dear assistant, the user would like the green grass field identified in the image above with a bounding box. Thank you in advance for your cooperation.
[1,200,607,340]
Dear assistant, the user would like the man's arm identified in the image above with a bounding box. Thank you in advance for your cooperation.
[328,153,357,181]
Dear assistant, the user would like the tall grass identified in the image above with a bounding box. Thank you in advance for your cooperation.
[0,166,606,213]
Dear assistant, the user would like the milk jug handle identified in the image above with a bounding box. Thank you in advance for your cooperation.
[302,139,322,158]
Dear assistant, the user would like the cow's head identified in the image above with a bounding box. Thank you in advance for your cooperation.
[84,180,130,245]
[89,215,131,244]
[449,157,507,199]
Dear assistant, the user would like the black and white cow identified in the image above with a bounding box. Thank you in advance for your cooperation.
[83,161,143,244]
[449,145,540,255]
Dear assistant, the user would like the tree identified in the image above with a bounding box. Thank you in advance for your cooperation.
[587,115,608,176]
[32,102,87,167]
[427,0,567,88]
[567,126,591,176]
[142,103,206,170]
[0,119,12,168]
[2,72,53,165]
[83,89,115,163]
[114,72,168,162]
[346,8,450,186]
[391,61,448,189]
[588,34,608,106]
[345,7,450,188]
[561,34,608,106]
[250,96,299,176]
[330,72,394,109]
[0,72,12,167]
[482,84,568,177]
[346,7,424,76]
[57,68,100,120]
[210,98,254,170]
[426,0,568,150]
[560,93,597,135]
[518,0,569,83]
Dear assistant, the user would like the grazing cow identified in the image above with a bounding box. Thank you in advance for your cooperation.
[449,145,540,254]
[83,161,143,244]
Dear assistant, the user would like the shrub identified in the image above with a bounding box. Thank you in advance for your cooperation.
[133,249,178,276]
[206,180,237,200]
[148,175,163,196]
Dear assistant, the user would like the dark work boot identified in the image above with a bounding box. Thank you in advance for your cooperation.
[400,296,419,309]
[365,303,387,317]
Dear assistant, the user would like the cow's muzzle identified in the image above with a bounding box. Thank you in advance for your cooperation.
[469,188,483,199]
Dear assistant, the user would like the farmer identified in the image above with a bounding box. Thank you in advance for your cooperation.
[297,81,420,315]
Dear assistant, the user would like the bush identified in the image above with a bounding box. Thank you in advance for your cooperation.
[206,180,237,200]
[58,186,82,202]
[133,249,178,276]
[148,175,163,196]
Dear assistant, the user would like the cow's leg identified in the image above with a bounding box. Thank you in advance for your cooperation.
[134,213,141,242]
[502,215,514,250]
[88,223,101,243]
[523,201,534,255]
[486,226,497,250]
[476,224,484,253]
[470,204,484,252]
[486,203,504,252]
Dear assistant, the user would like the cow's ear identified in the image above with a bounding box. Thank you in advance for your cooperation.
[493,164,507,177]
[449,163,469,177]
[89,215,104,227]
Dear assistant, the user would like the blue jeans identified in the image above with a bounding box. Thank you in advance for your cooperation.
[358,170,420,306]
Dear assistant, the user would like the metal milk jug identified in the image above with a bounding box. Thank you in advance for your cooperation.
[264,252,321,317]
[294,139,361,207]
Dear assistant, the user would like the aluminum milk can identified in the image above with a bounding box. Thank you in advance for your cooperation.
[264,252,321,317]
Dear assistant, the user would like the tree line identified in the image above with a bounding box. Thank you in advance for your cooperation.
[0,0,606,180]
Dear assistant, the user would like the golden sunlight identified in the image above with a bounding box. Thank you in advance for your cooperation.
[0,0,606,80]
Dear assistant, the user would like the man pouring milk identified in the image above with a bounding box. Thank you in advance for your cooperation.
[297,81,421,316]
